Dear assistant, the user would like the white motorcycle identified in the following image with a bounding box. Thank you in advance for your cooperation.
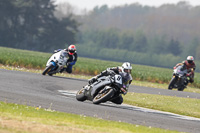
[42,50,68,76]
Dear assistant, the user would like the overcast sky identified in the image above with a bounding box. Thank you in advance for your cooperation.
[56,0,200,10]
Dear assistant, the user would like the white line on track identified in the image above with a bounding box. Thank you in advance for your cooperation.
[58,90,200,122]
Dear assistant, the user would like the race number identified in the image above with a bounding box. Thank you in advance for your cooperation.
[114,75,122,84]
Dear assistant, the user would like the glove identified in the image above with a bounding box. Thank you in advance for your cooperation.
[120,87,127,95]
[88,77,97,84]
[186,73,191,77]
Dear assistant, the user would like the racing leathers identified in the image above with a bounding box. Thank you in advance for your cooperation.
[88,67,132,104]
[174,60,196,83]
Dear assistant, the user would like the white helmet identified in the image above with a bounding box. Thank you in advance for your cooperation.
[187,56,194,64]
[122,62,132,73]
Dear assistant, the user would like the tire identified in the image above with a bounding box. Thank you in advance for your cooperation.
[42,64,54,75]
[168,77,176,90]
[178,78,185,91]
[93,88,114,104]
[76,88,87,101]
[178,88,184,91]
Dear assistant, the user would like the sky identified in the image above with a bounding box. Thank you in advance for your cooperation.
[56,0,200,11]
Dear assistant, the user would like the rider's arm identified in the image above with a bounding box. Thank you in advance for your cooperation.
[74,53,78,62]
[175,62,183,68]
[88,67,116,84]
[122,75,132,95]
[67,53,78,64]
[106,67,119,74]
[190,67,195,75]
[193,63,196,71]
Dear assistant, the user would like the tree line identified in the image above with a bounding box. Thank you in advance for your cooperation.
[0,0,79,52]
[76,28,200,71]
[75,1,200,60]
[1,1,200,71]
[78,29,183,56]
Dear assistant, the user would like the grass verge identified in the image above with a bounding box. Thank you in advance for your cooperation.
[0,102,179,133]
[124,93,200,118]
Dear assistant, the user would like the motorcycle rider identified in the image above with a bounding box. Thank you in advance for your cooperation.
[174,56,196,84]
[54,45,78,73]
[88,62,133,104]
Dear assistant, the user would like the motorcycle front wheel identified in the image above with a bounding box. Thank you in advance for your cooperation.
[42,64,54,75]
[178,78,185,91]
[168,77,177,90]
[76,88,87,101]
[93,88,114,104]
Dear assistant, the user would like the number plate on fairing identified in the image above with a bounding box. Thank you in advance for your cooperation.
[115,75,122,84]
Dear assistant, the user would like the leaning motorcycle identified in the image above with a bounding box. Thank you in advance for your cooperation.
[168,65,188,91]
[76,74,125,104]
[42,50,68,76]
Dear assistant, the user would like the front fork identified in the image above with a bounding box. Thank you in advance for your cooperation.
[49,61,57,70]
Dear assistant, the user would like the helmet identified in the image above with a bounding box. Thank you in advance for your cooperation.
[122,62,132,74]
[120,62,132,84]
[68,45,76,55]
[187,56,194,64]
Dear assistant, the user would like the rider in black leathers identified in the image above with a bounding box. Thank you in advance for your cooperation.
[88,62,133,104]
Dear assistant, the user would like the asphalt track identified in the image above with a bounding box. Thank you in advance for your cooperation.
[0,69,200,133]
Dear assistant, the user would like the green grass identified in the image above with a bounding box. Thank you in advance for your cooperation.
[124,93,200,118]
[0,102,179,133]
[0,46,200,88]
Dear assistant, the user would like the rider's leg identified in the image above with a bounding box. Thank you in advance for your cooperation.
[189,74,194,83]
[66,64,73,73]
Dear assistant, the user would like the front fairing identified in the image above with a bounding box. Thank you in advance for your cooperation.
[174,66,187,77]
[46,50,68,69]
[172,65,188,89]
[90,76,112,97]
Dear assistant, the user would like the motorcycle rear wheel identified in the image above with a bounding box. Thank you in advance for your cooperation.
[42,64,54,75]
[76,88,87,101]
[93,88,114,104]
[178,87,184,91]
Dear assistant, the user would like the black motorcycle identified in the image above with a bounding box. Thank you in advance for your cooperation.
[76,74,125,104]
[168,65,188,91]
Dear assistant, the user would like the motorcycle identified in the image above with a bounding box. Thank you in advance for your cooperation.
[168,65,188,91]
[76,74,125,104]
[42,50,68,76]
